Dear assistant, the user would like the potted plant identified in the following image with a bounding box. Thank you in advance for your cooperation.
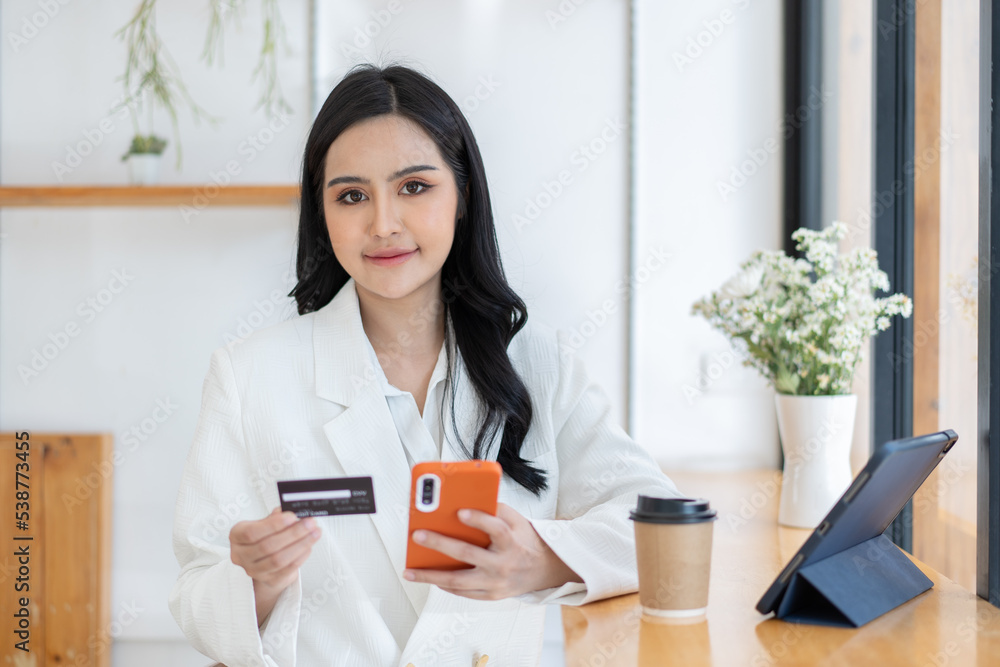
[121,133,167,185]
[114,0,218,180]
[113,0,292,183]
[692,222,912,527]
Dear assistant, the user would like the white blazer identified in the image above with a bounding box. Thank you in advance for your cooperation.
[169,278,681,667]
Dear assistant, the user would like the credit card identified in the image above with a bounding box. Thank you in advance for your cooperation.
[277,476,376,517]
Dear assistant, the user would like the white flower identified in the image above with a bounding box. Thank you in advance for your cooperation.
[691,222,911,395]
[719,264,764,300]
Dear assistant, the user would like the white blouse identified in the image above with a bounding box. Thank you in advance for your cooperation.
[368,325,449,466]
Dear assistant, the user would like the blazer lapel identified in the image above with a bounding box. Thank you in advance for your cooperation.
[313,279,430,617]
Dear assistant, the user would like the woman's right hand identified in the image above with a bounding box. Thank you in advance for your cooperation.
[230,507,322,592]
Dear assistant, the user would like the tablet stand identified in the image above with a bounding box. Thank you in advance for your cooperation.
[776,534,933,627]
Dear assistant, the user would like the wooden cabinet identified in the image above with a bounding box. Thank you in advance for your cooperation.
[1,433,113,667]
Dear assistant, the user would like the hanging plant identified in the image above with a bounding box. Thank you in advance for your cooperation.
[113,0,293,171]
[202,0,294,120]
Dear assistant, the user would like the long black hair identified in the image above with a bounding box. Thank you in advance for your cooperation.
[290,63,547,496]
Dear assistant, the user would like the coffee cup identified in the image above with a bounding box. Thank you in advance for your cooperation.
[630,495,717,620]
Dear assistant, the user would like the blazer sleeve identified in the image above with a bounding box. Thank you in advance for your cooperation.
[169,346,303,666]
[518,329,683,606]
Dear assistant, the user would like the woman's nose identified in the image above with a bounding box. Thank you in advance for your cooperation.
[369,192,405,238]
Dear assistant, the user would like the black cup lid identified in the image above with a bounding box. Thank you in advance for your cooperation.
[629,496,717,524]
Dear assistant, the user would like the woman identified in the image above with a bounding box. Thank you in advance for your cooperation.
[169,63,680,667]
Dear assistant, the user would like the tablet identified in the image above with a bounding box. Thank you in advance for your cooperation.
[756,429,959,616]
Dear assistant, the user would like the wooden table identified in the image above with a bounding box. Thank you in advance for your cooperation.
[561,470,1000,666]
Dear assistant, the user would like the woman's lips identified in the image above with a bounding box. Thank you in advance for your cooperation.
[365,249,417,267]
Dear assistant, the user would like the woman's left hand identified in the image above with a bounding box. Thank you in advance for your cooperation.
[402,502,583,600]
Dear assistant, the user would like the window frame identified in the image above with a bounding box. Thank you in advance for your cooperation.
[870,0,916,552]
[977,0,1000,608]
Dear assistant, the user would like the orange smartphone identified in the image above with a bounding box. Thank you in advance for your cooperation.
[405,460,502,570]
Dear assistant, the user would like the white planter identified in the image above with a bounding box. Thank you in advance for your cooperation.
[775,394,857,528]
[127,154,162,185]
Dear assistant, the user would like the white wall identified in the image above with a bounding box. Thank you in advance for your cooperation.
[0,0,783,660]
[0,0,631,654]
[633,0,784,470]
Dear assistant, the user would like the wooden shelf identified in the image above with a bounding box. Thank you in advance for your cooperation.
[0,185,300,207]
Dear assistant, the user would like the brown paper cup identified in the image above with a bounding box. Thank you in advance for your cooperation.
[630,496,716,620]
[634,521,714,618]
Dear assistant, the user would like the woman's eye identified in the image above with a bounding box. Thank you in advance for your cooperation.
[336,190,366,205]
[403,181,429,195]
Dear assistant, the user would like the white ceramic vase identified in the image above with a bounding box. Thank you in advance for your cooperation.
[127,154,162,185]
[775,394,857,528]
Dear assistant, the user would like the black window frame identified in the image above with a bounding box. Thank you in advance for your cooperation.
[870,0,916,552]
[782,0,824,252]
[978,0,1000,608]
